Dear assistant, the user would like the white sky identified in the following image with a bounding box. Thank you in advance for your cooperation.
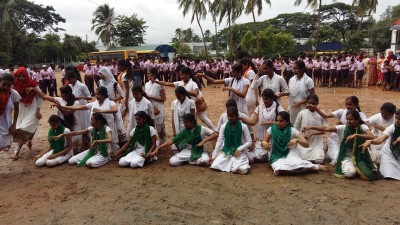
[32,0,392,48]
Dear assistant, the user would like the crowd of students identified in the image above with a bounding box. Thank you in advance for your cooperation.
[0,53,399,181]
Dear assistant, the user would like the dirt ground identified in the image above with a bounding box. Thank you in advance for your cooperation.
[1,72,400,225]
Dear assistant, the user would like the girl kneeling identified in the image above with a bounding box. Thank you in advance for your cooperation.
[210,107,252,174]
[54,113,113,168]
[262,111,326,175]
[113,111,158,168]
[154,113,218,167]
[304,110,378,180]
[34,115,73,167]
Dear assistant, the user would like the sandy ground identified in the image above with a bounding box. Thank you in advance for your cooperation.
[1,72,400,225]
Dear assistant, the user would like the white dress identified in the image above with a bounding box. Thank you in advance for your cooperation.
[247,102,284,163]
[127,97,154,135]
[68,125,112,168]
[379,125,400,180]
[224,77,250,114]
[267,127,318,175]
[170,126,213,166]
[256,73,288,104]
[0,90,21,149]
[69,81,91,130]
[171,97,196,134]
[327,109,368,164]
[294,109,327,162]
[16,86,42,134]
[86,99,119,150]
[288,74,314,124]
[211,122,252,174]
[367,113,394,163]
[119,126,157,168]
[35,128,73,167]
[145,80,164,125]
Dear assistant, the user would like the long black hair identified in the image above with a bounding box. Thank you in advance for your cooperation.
[182,113,197,126]
[240,57,257,74]
[135,111,155,127]
[59,86,76,130]
[92,112,108,126]
[175,86,190,99]
[346,96,361,112]
[48,115,70,129]
[180,66,202,90]
[97,86,109,99]
[131,85,148,98]
[262,89,280,119]
[118,59,133,80]
[346,110,365,124]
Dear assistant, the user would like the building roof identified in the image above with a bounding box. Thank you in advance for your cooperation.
[108,44,176,53]
[391,18,400,30]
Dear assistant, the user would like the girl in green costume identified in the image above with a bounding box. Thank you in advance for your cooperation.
[262,111,327,175]
[54,112,113,168]
[210,107,252,174]
[304,110,378,180]
[154,113,218,167]
[34,115,73,167]
[113,111,158,168]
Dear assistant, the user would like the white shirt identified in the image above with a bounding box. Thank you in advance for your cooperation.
[224,77,250,114]
[212,122,252,158]
[368,113,394,137]
[88,125,112,153]
[256,73,288,103]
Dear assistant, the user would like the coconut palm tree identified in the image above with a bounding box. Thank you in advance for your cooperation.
[245,0,271,56]
[294,0,322,51]
[352,0,378,32]
[0,0,19,30]
[91,4,117,49]
[178,0,210,59]
[211,0,245,61]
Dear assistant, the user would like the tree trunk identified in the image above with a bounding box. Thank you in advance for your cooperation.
[214,20,218,56]
[196,12,208,59]
[229,13,233,62]
[252,10,260,57]
[315,0,322,54]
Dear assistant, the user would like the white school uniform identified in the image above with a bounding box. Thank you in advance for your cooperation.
[224,77,250,114]
[170,126,214,166]
[379,125,400,180]
[69,81,91,130]
[54,97,81,143]
[119,126,157,168]
[210,122,252,174]
[248,102,285,163]
[145,80,165,125]
[256,73,288,104]
[127,97,154,135]
[16,87,43,134]
[35,128,73,167]
[288,74,314,124]
[267,127,319,175]
[68,126,112,167]
[333,124,370,178]
[294,109,327,163]
[0,89,21,149]
[327,109,368,164]
[367,113,394,163]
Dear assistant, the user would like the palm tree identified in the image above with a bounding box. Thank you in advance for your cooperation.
[178,0,210,59]
[211,0,245,61]
[91,4,117,49]
[0,0,19,30]
[245,0,271,56]
[175,28,183,41]
[352,0,378,32]
[294,0,322,52]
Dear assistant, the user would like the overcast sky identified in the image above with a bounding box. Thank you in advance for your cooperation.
[33,0,392,49]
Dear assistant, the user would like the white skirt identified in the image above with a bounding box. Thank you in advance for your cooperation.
[119,147,146,168]
[247,141,269,163]
[211,151,250,174]
[270,149,318,175]
[327,133,340,165]
[379,145,400,180]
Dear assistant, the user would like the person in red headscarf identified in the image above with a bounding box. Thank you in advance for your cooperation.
[12,67,43,160]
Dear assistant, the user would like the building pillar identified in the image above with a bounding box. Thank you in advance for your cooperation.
[391,29,397,52]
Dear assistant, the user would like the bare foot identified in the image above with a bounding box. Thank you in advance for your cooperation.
[318,165,328,172]
[11,154,19,160]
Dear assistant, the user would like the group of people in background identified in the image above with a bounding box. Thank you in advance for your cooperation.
[0,50,399,181]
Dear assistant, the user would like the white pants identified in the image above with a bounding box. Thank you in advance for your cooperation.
[210,151,250,174]
[35,150,72,167]
[247,141,269,163]
[270,149,318,175]
[170,149,209,166]
[327,133,340,165]
[68,149,109,168]
[341,158,356,178]
[197,111,215,131]
[119,148,146,168]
